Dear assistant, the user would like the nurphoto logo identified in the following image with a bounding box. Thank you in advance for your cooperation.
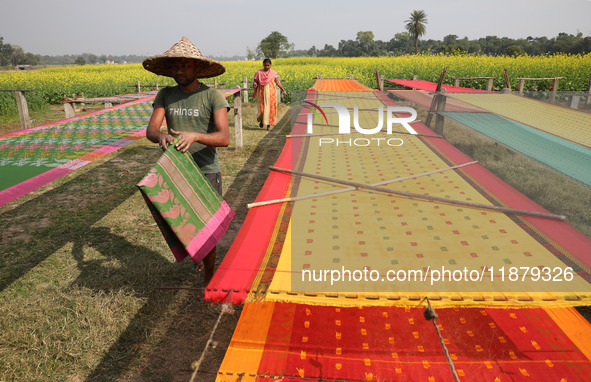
[302,101,418,147]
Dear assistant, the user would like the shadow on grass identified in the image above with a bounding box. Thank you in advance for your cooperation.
[0,108,292,381]
[85,112,293,381]
[0,144,162,294]
[0,143,195,379]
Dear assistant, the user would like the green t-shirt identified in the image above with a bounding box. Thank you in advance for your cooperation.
[154,85,229,174]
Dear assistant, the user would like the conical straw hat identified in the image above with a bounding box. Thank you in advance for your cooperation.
[142,36,225,78]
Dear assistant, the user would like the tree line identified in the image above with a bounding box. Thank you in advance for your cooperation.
[255,30,591,59]
[2,26,591,68]
[0,37,149,67]
[252,11,589,59]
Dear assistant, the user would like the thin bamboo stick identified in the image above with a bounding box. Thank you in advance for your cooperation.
[266,166,566,221]
[247,162,477,208]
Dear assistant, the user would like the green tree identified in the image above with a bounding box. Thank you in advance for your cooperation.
[405,10,428,54]
[10,45,26,66]
[23,52,40,65]
[505,44,524,57]
[256,31,293,59]
[87,54,97,64]
[74,56,86,65]
[318,44,337,57]
[0,37,13,66]
[388,32,413,54]
[356,31,378,56]
[246,46,256,60]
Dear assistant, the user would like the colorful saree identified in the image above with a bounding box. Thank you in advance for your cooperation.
[254,69,278,126]
[137,144,234,264]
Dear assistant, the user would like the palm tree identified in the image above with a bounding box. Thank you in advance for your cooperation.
[405,10,428,54]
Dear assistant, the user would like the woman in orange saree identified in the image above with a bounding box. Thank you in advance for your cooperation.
[253,58,288,131]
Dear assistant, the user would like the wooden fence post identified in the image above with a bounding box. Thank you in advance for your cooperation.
[453,78,460,87]
[486,78,494,91]
[64,102,75,118]
[425,68,448,127]
[243,77,248,103]
[233,93,243,149]
[14,90,31,130]
[375,70,383,91]
[434,93,447,135]
[136,80,141,93]
[518,79,525,95]
[503,68,511,91]
[587,77,591,105]
[551,77,559,103]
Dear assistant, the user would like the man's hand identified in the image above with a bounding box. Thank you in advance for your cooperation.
[158,133,175,151]
[170,128,200,153]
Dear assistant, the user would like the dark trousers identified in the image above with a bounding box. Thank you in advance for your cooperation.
[204,172,222,196]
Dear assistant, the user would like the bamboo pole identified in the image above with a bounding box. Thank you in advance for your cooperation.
[267,166,566,221]
[247,162,478,209]
[435,67,448,92]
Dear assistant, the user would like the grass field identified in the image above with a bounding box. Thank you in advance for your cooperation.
[0,102,291,381]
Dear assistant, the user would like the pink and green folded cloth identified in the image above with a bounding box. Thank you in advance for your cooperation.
[137,143,234,264]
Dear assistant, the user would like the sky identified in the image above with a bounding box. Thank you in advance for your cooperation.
[1,0,590,58]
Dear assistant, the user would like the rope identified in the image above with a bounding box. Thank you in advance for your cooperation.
[423,297,461,382]
[189,291,234,382]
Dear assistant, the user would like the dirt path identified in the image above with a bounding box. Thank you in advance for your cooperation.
[123,112,293,382]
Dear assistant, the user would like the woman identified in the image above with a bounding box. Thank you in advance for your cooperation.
[253,58,288,131]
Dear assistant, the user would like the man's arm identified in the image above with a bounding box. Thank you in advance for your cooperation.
[146,105,175,151]
[172,107,230,153]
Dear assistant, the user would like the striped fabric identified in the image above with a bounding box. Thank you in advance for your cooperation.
[310,79,373,92]
[213,80,591,381]
[387,79,485,92]
[448,93,591,148]
[137,143,234,264]
[217,303,591,381]
[441,111,591,187]
[0,97,153,206]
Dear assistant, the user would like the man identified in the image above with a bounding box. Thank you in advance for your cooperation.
[143,37,230,286]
